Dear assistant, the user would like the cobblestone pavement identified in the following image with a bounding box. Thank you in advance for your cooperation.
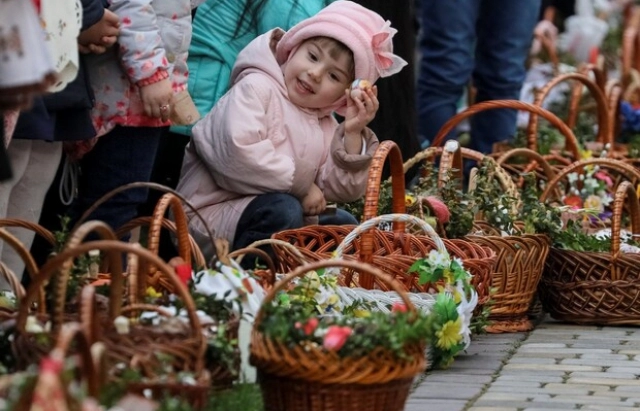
[407,316,640,411]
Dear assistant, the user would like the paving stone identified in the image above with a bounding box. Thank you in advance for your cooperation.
[566,376,640,386]
[494,375,564,383]
[467,407,519,411]
[570,371,639,380]
[472,400,578,409]
[403,399,467,411]
[411,382,484,400]
[502,363,603,372]
[509,357,557,364]
[422,373,494,384]
[480,392,552,401]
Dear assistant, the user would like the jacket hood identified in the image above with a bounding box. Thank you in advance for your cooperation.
[230,29,289,97]
[230,28,336,118]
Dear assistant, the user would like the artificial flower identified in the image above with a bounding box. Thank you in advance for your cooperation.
[405,194,416,207]
[296,318,319,336]
[435,318,463,350]
[392,302,407,313]
[145,287,162,299]
[323,326,352,351]
[594,171,613,187]
[353,309,371,318]
[583,194,604,213]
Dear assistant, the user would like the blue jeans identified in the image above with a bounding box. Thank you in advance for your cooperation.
[70,125,163,235]
[233,193,357,251]
[416,0,540,153]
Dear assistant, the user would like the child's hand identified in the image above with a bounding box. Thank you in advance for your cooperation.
[139,78,173,121]
[344,85,379,136]
[301,183,326,216]
[78,9,120,54]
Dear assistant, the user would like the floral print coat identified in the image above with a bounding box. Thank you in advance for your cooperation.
[85,0,203,137]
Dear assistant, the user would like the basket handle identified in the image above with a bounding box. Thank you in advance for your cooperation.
[147,193,192,278]
[605,79,623,147]
[0,219,56,246]
[227,247,276,276]
[334,213,447,289]
[529,72,610,150]
[18,241,205,366]
[429,100,580,161]
[71,182,216,262]
[254,258,418,327]
[51,221,123,332]
[622,7,640,85]
[539,158,640,203]
[0,228,44,311]
[360,141,407,269]
[46,322,101,399]
[610,181,640,281]
[116,216,206,270]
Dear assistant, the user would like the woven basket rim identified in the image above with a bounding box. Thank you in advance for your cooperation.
[250,331,426,384]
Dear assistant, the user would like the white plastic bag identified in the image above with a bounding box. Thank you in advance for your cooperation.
[558,0,609,63]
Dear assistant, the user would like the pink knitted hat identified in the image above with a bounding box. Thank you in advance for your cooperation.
[275,1,407,93]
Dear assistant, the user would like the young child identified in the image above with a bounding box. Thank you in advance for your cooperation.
[176,1,407,259]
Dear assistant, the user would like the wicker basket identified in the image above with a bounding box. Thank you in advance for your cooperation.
[408,142,552,333]
[0,228,41,321]
[16,240,210,406]
[0,321,102,410]
[115,192,208,291]
[250,259,426,411]
[272,140,496,309]
[538,158,640,324]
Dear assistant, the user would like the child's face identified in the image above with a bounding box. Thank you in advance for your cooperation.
[283,39,353,110]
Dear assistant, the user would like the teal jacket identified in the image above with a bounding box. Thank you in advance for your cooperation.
[172,0,332,136]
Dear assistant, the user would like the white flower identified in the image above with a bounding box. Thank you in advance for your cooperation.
[427,249,450,268]
[25,316,43,334]
[114,316,130,335]
[567,172,579,183]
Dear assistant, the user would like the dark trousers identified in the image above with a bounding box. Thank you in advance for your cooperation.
[233,193,358,266]
[69,125,163,235]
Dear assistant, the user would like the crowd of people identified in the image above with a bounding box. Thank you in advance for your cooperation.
[0,0,614,289]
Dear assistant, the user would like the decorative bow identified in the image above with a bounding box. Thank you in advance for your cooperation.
[371,21,408,78]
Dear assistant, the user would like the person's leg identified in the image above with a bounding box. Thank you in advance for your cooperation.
[318,208,358,226]
[416,0,479,146]
[233,193,304,251]
[2,140,62,279]
[470,0,541,154]
[138,129,191,260]
[0,139,31,290]
[70,126,162,235]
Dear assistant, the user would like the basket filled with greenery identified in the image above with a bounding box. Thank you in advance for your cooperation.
[538,158,640,324]
[250,258,429,411]
[12,240,210,407]
[403,140,559,333]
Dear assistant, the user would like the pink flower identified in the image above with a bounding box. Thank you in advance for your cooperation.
[323,326,352,351]
[594,171,613,187]
[392,302,408,313]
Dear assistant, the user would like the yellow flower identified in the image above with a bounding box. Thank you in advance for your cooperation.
[580,149,593,160]
[146,287,162,299]
[405,194,416,207]
[436,284,461,304]
[435,318,463,350]
[353,309,371,318]
[442,268,454,284]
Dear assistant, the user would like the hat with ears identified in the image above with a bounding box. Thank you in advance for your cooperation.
[275,1,407,86]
